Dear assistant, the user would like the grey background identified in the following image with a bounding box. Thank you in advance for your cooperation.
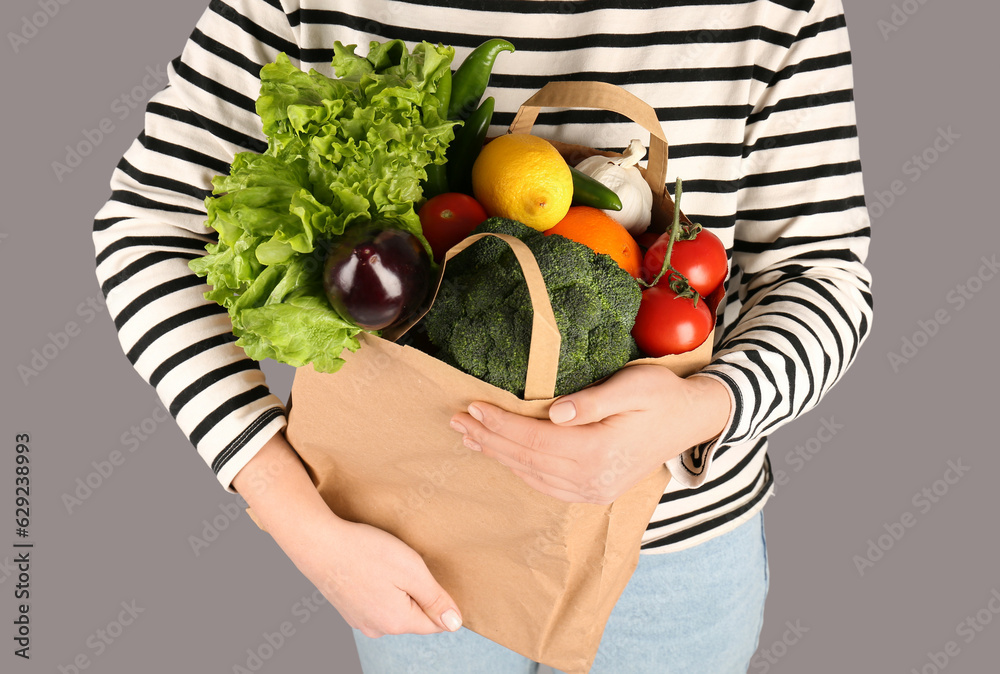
[2,1,997,672]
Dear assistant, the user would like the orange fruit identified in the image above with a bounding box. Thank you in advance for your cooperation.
[544,206,643,278]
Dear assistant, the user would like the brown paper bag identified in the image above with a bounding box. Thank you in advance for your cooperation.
[248,81,714,674]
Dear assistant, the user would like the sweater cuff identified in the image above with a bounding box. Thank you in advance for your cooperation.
[665,369,742,489]
[212,407,288,493]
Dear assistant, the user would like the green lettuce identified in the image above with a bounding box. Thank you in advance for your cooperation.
[189,41,456,372]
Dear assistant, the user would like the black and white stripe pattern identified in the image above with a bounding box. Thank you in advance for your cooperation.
[92,0,872,552]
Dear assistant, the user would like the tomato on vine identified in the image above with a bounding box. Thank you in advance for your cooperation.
[642,224,727,296]
[632,178,717,357]
[632,285,714,356]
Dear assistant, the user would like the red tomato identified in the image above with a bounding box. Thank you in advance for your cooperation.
[631,286,714,357]
[641,228,728,296]
[636,230,661,254]
[418,193,488,263]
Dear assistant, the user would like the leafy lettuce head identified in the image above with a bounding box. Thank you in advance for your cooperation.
[190,41,456,372]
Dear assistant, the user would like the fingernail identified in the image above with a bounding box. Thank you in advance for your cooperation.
[468,405,484,422]
[549,401,576,424]
[442,609,462,632]
[464,437,482,452]
[450,419,467,434]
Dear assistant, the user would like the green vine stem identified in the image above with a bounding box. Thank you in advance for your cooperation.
[681,220,702,241]
[640,178,702,305]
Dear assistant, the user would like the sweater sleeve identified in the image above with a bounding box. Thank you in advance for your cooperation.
[92,0,301,492]
[667,0,873,488]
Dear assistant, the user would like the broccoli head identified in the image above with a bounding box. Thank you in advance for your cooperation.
[421,217,641,397]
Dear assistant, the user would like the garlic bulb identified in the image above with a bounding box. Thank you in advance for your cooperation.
[574,139,653,235]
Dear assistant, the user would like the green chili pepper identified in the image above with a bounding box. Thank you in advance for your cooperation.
[448,39,515,120]
[423,163,449,199]
[569,166,623,211]
[446,97,495,196]
[436,65,452,125]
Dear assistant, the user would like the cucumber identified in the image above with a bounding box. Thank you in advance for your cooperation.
[569,166,623,211]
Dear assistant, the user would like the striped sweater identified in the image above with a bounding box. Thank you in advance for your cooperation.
[92,0,873,553]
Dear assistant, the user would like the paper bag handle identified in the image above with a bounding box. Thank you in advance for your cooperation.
[435,232,562,401]
[508,80,669,204]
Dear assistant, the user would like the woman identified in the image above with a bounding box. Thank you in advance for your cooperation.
[93,1,872,671]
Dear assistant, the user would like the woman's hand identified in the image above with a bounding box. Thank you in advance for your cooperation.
[449,365,732,505]
[233,432,463,638]
[284,515,464,639]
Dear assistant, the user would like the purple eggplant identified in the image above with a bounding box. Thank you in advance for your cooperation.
[323,224,432,330]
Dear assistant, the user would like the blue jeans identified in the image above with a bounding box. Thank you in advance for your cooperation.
[352,510,769,673]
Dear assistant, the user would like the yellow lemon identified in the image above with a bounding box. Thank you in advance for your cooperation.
[471,134,573,231]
